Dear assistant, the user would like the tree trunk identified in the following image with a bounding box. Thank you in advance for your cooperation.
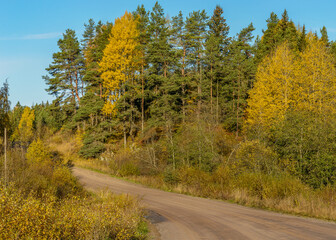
[141,62,144,133]
[4,127,7,185]
[75,71,81,103]
[210,64,213,115]
[236,73,240,138]
[182,46,186,123]
[216,79,219,125]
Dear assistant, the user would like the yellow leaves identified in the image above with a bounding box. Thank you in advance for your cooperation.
[297,34,336,114]
[246,43,296,129]
[11,107,35,145]
[246,35,336,131]
[26,138,52,166]
[0,186,146,240]
[99,11,140,115]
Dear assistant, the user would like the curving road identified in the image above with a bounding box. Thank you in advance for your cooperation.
[73,167,336,240]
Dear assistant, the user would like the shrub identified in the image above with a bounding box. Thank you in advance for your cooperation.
[234,140,278,174]
[0,186,147,240]
[26,138,52,166]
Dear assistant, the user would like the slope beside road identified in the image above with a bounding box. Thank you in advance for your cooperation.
[73,167,336,240]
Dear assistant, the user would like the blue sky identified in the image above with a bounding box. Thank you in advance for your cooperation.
[1,0,336,107]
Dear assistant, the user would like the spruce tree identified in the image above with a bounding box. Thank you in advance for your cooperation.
[320,26,329,47]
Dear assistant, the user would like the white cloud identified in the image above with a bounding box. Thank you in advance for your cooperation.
[22,32,62,40]
[0,32,61,41]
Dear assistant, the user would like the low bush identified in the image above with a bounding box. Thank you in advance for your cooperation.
[0,186,147,240]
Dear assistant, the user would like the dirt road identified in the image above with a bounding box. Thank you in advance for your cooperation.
[73,167,336,240]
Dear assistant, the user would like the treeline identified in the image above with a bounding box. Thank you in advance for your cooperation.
[6,2,336,200]
[40,3,257,157]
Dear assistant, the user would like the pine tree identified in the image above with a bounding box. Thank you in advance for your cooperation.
[133,5,150,132]
[205,5,230,122]
[83,20,112,96]
[184,10,209,168]
[82,19,96,50]
[185,10,208,117]
[146,1,172,95]
[44,29,85,107]
[171,11,192,123]
[225,23,255,136]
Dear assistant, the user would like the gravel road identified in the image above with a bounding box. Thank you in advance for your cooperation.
[73,167,336,240]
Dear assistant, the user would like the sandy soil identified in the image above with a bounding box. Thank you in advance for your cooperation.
[73,167,336,240]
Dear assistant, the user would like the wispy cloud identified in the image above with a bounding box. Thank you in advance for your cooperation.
[22,32,62,40]
[0,32,62,41]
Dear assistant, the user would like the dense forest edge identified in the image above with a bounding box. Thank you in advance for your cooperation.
[2,2,336,238]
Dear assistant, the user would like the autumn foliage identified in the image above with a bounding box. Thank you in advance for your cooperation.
[100,11,140,115]
[246,35,336,131]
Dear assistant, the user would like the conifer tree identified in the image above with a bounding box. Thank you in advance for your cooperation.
[225,23,255,136]
[83,20,112,97]
[320,26,329,47]
[205,5,230,122]
[44,29,85,107]
[298,25,307,52]
[171,11,191,123]
[147,2,172,93]
[133,5,150,132]
[185,10,208,117]
[0,81,10,138]
[82,19,96,50]
[256,10,299,61]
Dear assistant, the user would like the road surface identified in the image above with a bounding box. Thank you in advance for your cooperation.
[73,167,336,240]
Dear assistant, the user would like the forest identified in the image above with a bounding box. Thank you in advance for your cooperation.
[1,2,336,238]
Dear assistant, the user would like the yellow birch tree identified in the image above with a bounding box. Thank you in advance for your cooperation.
[296,34,336,115]
[245,43,297,129]
[246,34,336,132]
[99,11,139,115]
[12,107,35,147]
